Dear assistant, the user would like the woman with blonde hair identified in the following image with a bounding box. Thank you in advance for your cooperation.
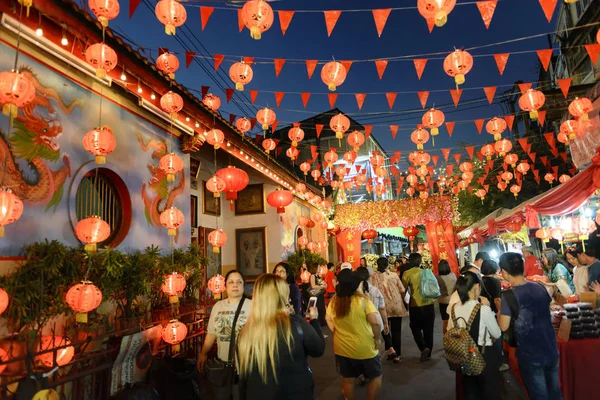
[237,274,325,399]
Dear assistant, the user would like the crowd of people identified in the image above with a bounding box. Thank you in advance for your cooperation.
[196,244,600,400]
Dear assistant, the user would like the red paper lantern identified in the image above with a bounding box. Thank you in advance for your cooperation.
[362,229,378,244]
[422,108,445,136]
[501,171,513,182]
[504,153,519,168]
[415,151,431,166]
[462,171,474,182]
[206,175,227,197]
[343,151,357,164]
[312,213,323,223]
[324,150,338,168]
[560,120,578,141]
[155,0,187,35]
[298,216,309,227]
[486,117,507,141]
[261,138,277,154]
[241,0,274,40]
[494,138,513,157]
[85,43,118,79]
[300,268,311,283]
[443,49,473,85]
[229,61,253,91]
[481,144,495,160]
[206,128,224,149]
[298,236,309,249]
[66,281,102,323]
[497,181,507,191]
[518,89,545,121]
[208,274,226,298]
[347,130,365,151]
[420,191,429,199]
[208,229,227,253]
[75,216,110,252]
[321,61,347,91]
[306,219,315,229]
[411,128,430,150]
[83,126,116,164]
[162,320,187,352]
[459,162,473,173]
[510,184,521,198]
[295,182,307,193]
[37,336,75,367]
[216,165,249,202]
[202,93,221,112]
[535,227,551,243]
[320,221,328,230]
[306,241,317,252]
[544,173,555,184]
[0,188,23,238]
[235,117,251,134]
[159,153,184,182]
[403,226,420,242]
[559,174,570,184]
[0,71,36,118]
[370,152,385,168]
[288,125,305,147]
[160,91,184,120]
[154,53,179,82]
[0,287,9,315]
[160,207,184,236]
[310,169,322,181]
[256,107,276,130]
[286,147,300,161]
[507,221,522,234]
[330,113,350,141]
[298,162,311,176]
[162,273,186,303]
[417,0,456,27]
[568,97,593,120]
[451,186,459,196]
[516,161,530,175]
[267,188,293,213]
[89,0,120,27]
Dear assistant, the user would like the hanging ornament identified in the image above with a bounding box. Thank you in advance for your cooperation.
[82,126,116,164]
[311,169,322,181]
[501,171,513,183]
[321,61,347,91]
[0,71,36,118]
[330,113,350,143]
[568,97,593,120]
[347,130,365,151]
[256,107,276,130]
[510,184,521,198]
[485,117,507,141]
[162,273,186,304]
[85,43,118,79]
[286,147,299,161]
[89,0,120,28]
[481,144,495,160]
[417,0,456,27]
[560,120,578,141]
[159,207,184,236]
[208,229,227,253]
[370,151,385,168]
[75,216,110,252]
[267,188,293,213]
[206,175,227,197]
[422,108,445,141]
[544,173,555,185]
[288,124,305,147]
[208,274,226,298]
[159,153,184,182]
[156,52,180,79]
[160,91,184,120]
[215,166,249,206]
[0,188,23,237]
[299,162,311,176]
[295,182,307,193]
[444,49,473,86]
[162,319,187,352]
[362,229,378,245]
[475,189,487,202]
[516,161,530,175]
[343,151,357,164]
[494,139,512,157]
[241,0,275,40]
[497,181,507,191]
[229,61,253,91]
[155,0,187,35]
[206,128,225,149]
[37,336,75,367]
[235,117,251,134]
[518,89,545,121]
[202,93,221,112]
[324,150,338,168]
[504,153,519,168]
[559,174,571,184]
[411,127,430,150]
[262,138,277,154]
[65,281,103,323]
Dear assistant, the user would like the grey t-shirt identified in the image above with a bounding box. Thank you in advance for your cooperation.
[207,298,252,361]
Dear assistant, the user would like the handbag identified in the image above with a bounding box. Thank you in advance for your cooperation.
[205,297,246,387]
[420,268,441,299]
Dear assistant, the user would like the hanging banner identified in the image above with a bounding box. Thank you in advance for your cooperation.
[336,229,362,268]
[425,220,459,276]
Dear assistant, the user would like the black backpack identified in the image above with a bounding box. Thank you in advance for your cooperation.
[502,289,520,347]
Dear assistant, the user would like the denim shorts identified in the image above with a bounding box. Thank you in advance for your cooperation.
[335,354,382,379]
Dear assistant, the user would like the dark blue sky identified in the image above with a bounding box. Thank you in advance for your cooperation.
[111,0,559,157]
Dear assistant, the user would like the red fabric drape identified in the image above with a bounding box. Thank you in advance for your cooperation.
[488,218,497,236]
[425,220,459,275]
[336,229,362,268]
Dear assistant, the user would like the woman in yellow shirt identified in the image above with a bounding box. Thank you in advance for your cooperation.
[326,270,382,400]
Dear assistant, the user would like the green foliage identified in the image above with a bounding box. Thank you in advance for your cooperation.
[286,250,327,276]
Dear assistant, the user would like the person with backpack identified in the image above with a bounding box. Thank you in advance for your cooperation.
[445,271,502,400]
[498,253,561,400]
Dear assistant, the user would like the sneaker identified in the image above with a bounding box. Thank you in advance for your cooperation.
[420,348,430,362]
[499,363,510,372]
[323,334,329,339]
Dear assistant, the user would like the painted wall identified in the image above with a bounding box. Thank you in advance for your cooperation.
[0,43,190,255]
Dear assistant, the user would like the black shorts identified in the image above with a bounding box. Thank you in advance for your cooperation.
[335,354,382,379]
[439,302,450,321]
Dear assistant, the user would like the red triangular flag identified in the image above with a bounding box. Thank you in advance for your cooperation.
[250,118,257,130]
[517,138,530,152]
[301,92,311,108]
[213,54,224,71]
[560,152,568,163]
[250,90,258,105]
[538,110,547,126]
[390,125,399,139]
[306,60,318,79]
[544,132,555,148]
[386,92,397,110]
[446,122,455,137]
[129,0,141,18]
[310,145,318,161]
[504,115,515,131]
[200,7,214,30]
[201,86,210,99]
[493,54,509,75]
[228,113,236,125]
[328,93,338,108]
[341,60,353,75]
[532,169,540,179]
[274,59,286,77]
[226,88,234,103]
[550,148,559,158]
[355,165,362,174]
[518,83,532,94]
[450,89,462,107]
[372,9,392,37]
[237,9,244,32]
[364,125,373,139]
[278,11,295,36]
[275,92,285,107]
[483,86,496,104]
[557,78,571,98]
[324,10,341,36]
[413,59,427,80]
[585,44,600,64]
[375,60,388,79]
[355,93,366,110]
[539,0,557,23]
[465,145,475,160]
[537,49,553,71]
[474,119,485,134]
[417,91,429,109]
[271,121,279,132]
[529,152,537,163]
[315,124,324,138]
[244,56,254,66]
[426,18,435,33]
[540,156,548,167]
[453,154,461,165]
[477,152,484,162]
[534,176,541,185]
[476,1,498,29]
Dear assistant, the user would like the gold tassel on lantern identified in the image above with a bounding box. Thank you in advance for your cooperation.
[250,26,261,40]
[76,312,88,324]
[95,155,106,164]
[236,82,244,91]
[166,24,176,36]
[84,243,97,252]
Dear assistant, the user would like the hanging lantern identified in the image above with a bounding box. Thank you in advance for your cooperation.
[362,229,378,244]
[256,107,276,130]
[497,181,507,191]
[461,171,474,182]
[558,174,570,184]
[415,151,431,167]
[160,91,184,120]
[267,188,293,213]
[486,117,507,141]
[288,124,305,147]
[298,236,309,249]
[501,171,513,183]
[235,117,251,134]
[65,281,102,323]
[206,175,227,197]
[207,274,226,299]
[82,126,116,164]
[417,0,456,27]
[208,229,227,253]
[551,228,564,243]
[403,226,420,242]
[162,273,186,304]
[295,182,307,193]
[298,216,309,227]
[321,61,347,91]
[0,287,7,315]
[241,0,274,40]
[202,93,221,112]
[262,138,277,154]
[85,43,118,79]
[324,150,338,168]
[300,268,311,283]
[320,221,328,230]
[37,336,75,367]
[459,161,473,173]
[155,0,187,35]
[494,139,512,157]
[411,127,430,150]
[286,147,300,161]
[0,188,23,237]
[89,0,120,28]
[215,165,249,203]
[330,113,350,145]
[505,153,519,168]
[576,217,595,243]
[422,108,445,137]
[518,89,545,121]
[159,152,184,182]
[311,169,322,181]
[420,191,429,199]
[160,207,184,237]
[0,71,36,118]
[299,162,311,176]
[306,219,316,229]
[162,320,187,352]
[510,184,521,198]
[206,128,225,149]
[443,49,473,85]
[370,152,385,168]
[229,61,253,91]
[481,144,495,160]
[451,186,459,195]
[535,227,551,243]
[517,161,530,175]
[560,120,578,141]
[156,52,179,79]
[544,173,555,185]
[312,213,323,224]
[347,130,365,151]
[568,97,593,120]
[507,221,522,234]
[343,151,357,164]
[75,216,110,252]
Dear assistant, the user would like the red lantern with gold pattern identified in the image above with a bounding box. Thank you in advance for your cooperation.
[83,126,116,164]
[411,128,430,150]
[156,52,179,79]
[486,117,507,141]
[507,221,522,234]
[510,184,521,198]
[155,0,187,35]
[417,0,456,27]
[0,188,23,238]
[330,113,350,141]
[160,207,184,236]
[89,0,120,27]
[501,171,513,183]
[66,281,103,323]
[288,124,305,147]
[544,173,555,184]
[295,182,307,194]
[229,61,253,91]
[504,153,519,168]
[162,320,187,352]
[262,138,277,154]
[0,71,36,119]
[343,151,357,165]
[362,229,378,244]
[241,0,274,40]
[494,139,512,157]
[208,229,227,253]
[75,216,110,252]
[206,175,226,197]
[560,120,578,142]
[422,108,445,136]
[298,236,309,249]
[516,161,530,175]
[85,43,118,79]
[208,274,226,298]
[299,162,311,176]
[215,165,249,202]
[286,147,300,161]
[256,107,276,130]
[443,49,473,85]
[159,153,184,182]
[321,61,347,91]
[481,144,495,160]
[160,91,184,120]
[518,89,545,121]
[162,273,186,303]
[206,128,225,150]
[310,169,322,181]
[37,336,75,367]
[559,174,570,184]
[497,181,507,191]
[347,130,365,151]
[403,226,420,242]
[202,93,221,112]
[267,189,293,213]
[236,117,251,134]
[568,97,593,120]
[324,150,338,168]
[459,162,473,173]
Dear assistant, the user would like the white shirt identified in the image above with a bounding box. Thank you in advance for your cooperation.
[446,300,501,347]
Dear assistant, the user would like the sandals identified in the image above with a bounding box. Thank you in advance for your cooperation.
[393,356,402,363]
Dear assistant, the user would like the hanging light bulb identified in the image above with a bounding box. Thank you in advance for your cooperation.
[150,92,156,100]
[35,14,43,37]
[137,78,142,94]
[61,24,68,46]
[120,66,126,81]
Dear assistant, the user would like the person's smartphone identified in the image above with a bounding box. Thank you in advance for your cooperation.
[307,296,318,310]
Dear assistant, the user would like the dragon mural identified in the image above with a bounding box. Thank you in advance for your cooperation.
[137,133,185,227]
[0,67,77,210]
